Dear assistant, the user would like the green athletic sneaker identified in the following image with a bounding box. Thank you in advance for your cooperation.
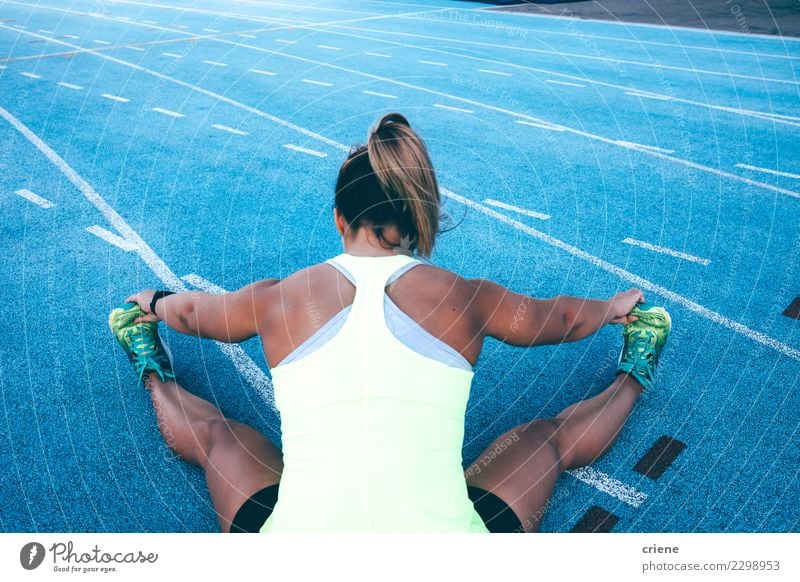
[109,302,174,383]
[617,303,671,392]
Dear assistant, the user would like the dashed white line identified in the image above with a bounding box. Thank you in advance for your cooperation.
[238,33,257,39]
[302,78,333,87]
[275,39,295,44]
[126,46,145,52]
[614,140,675,155]
[515,119,566,132]
[61,34,79,39]
[419,60,447,67]
[37,29,53,34]
[483,198,551,220]
[365,51,390,58]
[85,225,139,252]
[546,79,585,88]
[173,24,188,30]
[57,81,82,90]
[317,44,342,50]
[161,52,183,58]
[0,65,6,69]
[14,188,54,209]
[203,28,220,33]
[433,103,474,114]
[736,163,800,180]
[625,91,672,101]
[622,237,710,266]
[101,93,129,103]
[283,144,327,158]
[248,68,276,76]
[211,123,248,136]
[362,90,397,99]
[478,68,511,77]
[567,467,647,508]
[202,60,228,67]
[20,72,42,79]
[92,39,111,45]
[142,20,158,25]
[11,24,26,29]
[151,107,184,118]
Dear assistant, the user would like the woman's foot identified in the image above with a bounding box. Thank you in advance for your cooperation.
[617,304,671,392]
[109,302,174,383]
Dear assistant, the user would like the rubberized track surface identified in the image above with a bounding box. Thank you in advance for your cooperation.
[0,0,798,532]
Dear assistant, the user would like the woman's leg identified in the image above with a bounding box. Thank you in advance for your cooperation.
[144,373,283,532]
[465,373,642,532]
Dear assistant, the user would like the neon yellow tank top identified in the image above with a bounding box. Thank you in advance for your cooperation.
[261,253,488,532]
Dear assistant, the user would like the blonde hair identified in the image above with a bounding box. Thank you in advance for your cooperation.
[335,113,440,257]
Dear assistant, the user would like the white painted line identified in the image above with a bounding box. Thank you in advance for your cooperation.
[162,52,183,58]
[181,273,226,294]
[433,103,474,114]
[20,72,42,79]
[614,140,675,155]
[622,237,710,266]
[0,65,6,69]
[515,119,566,132]
[126,46,145,52]
[365,51,390,58]
[283,144,327,158]
[57,81,82,90]
[14,188,54,208]
[151,107,184,118]
[567,467,647,508]
[173,24,188,30]
[317,44,342,50]
[362,90,397,99]
[0,105,277,417]
[238,33,257,39]
[625,91,672,101]
[85,225,139,252]
[419,59,447,67]
[37,29,53,34]
[101,93,129,103]
[302,78,333,87]
[202,60,228,67]
[203,28,220,33]
[442,187,800,361]
[478,68,511,77]
[483,198,551,220]
[142,20,158,25]
[11,24,26,29]
[61,34,79,39]
[92,39,111,45]
[211,123,248,136]
[736,163,800,180]
[546,79,585,88]
[275,39,295,44]
[248,68,275,76]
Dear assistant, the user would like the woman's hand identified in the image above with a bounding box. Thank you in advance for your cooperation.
[608,288,645,324]
[125,289,160,323]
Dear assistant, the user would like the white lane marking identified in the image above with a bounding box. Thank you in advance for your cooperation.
[419,59,447,67]
[478,68,511,77]
[1,104,278,416]
[483,198,551,220]
[161,52,183,58]
[203,28,220,33]
[37,29,53,34]
[180,274,276,409]
[248,68,275,76]
[211,123,248,136]
[442,187,800,361]
[614,140,675,155]
[275,39,295,44]
[317,44,342,50]
[515,119,566,132]
[173,24,188,30]
[362,89,397,99]
[302,78,333,87]
[126,46,145,51]
[85,225,139,251]
[14,188,54,208]
[622,237,710,266]
[20,72,42,79]
[142,20,158,25]
[283,144,327,158]
[546,79,585,88]
[92,39,111,45]
[238,33,257,39]
[11,24,27,29]
[433,103,473,114]
[57,81,82,90]
[151,107,184,118]
[202,60,228,67]
[61,34,79,39]
[101,93,129,103]
[0,65,5,69]
[567,467,647,508]
[736,163,800,180]
[365,51,390,58]
[626,91,672,101]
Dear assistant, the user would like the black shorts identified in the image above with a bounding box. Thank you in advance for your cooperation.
[230,484,522,533]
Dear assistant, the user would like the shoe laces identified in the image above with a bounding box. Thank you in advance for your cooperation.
[623,332,657,380]
[128,326,170,382]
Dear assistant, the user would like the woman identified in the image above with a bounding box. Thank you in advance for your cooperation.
[111,113,670,533]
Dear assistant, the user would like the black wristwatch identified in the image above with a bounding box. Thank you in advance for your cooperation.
[150,290,176,317]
